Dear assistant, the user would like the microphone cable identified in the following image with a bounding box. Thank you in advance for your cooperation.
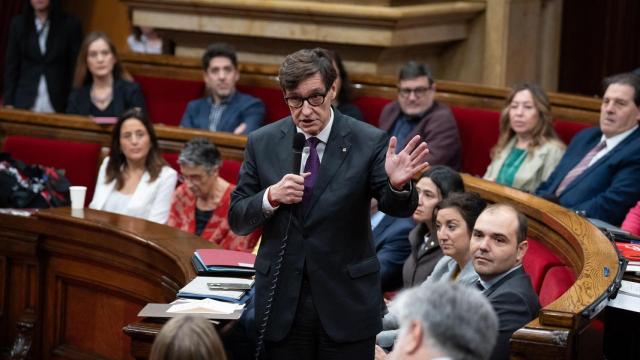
[254,133,305,359]
[254,210,293,360]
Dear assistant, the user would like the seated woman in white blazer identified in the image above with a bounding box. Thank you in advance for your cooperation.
[484,83,565,193]
[90,108,177,223]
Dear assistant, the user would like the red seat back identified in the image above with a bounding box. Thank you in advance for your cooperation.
[450,106,501,176]
[554,118,590,145]
[237,85,290,124]
[523,238,576,307]
[2,135,102,205]
[352,96,393,127]
[162,152,242,185]
[133,75,205,126]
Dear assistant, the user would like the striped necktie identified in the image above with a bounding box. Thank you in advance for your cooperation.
[555,141,606,196]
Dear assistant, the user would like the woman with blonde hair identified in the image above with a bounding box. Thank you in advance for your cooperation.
[149,315,227,360]
[484,83,565,192]
[67,31,145,116]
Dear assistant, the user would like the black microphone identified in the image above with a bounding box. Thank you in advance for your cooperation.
[292,133,306,174]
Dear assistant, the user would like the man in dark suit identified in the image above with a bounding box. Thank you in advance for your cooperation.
[370,199,413,292]
[536,73,640,226]
[470,204,540,360]
[4,0,81,113]
[378,61,461,170]
[229,48,428,359]
[180,42,265,134]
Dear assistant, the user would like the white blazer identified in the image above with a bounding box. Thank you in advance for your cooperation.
[89,157,178,223]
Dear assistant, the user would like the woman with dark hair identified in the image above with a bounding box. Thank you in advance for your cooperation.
[402,165,464,287]
[327,50,364,121]
[4,0,81,113]
[484,83,565,192]
[378,192,486,349]
[168,137,260,252]
[89,108,176,223]
[67,32,146,117]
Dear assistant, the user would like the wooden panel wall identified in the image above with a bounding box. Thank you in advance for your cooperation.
[62,0,131,52]
[559,0,640,96]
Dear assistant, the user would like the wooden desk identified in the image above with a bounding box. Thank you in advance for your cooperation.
[121,176,621,360]
[0,208,214,359]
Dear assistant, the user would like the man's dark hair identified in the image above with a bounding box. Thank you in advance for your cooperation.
[201,43,238,70]
[278,48,337,93]
[603,72,640,107]
[484,203,528,244]
[398,61,434,86]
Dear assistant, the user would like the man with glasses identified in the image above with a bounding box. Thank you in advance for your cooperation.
[229,48,429,359]
[180,42,266,134]
[379,61,461,169]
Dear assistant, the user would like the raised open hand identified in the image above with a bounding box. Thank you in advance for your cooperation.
[385,135,429,189]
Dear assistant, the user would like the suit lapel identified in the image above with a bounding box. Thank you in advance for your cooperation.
[278,119,297,177]
[304,113,351,218]
[483,267,523,297]
[561,128,639,195]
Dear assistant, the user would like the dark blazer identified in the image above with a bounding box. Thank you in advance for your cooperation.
[379,100,462,170]
[4,13,81,112]
[229,109,418,343]
[66,79,146,117]
[180,91,265,134]
[536,127,640,226]
[483,266,540,360]
[402,223,443,288]
[372,214,413,292]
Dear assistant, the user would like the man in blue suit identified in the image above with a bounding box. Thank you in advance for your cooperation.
[180,43,265,134]
[536,73,640,226]
[371,199,413,292]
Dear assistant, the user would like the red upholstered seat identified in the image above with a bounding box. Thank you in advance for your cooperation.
[352,96,393,127]
[2,135,102,205]
[554,118,590,146]
[163,152,179,172]
[538,265,576,307]
[450,106,501,176]
[523,238,576,306]
[133,75,205,126]
[237,85,290,124]
[219,159,242,184]
[162,152,242,185]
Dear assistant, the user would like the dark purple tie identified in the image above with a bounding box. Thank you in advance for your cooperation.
[302,137,320,209]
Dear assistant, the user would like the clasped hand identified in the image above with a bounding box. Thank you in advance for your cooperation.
[268,173,310,206]
[385,135,429,189]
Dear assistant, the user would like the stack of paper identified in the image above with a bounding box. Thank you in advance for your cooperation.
[192,249,256,277]
[177,276,254,303]
[168,298,245,314]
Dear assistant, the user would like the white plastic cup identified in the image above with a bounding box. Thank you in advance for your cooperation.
[69,186,87,209]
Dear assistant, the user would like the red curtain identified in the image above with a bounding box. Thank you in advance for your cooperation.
[0,0,24,102]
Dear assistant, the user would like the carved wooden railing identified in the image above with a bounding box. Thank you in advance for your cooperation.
[0,208,214,359]
[0,108,248,162]
[463,175,619,359]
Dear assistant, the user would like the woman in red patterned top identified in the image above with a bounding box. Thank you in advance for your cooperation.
[168,137,259,252]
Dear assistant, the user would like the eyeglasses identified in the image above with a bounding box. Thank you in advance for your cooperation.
[398,86,432,98]
[284,93,327,108]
